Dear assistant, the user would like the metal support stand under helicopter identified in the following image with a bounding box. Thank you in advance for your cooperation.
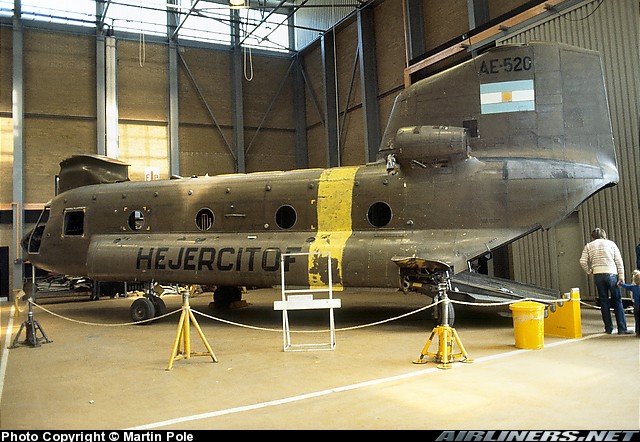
[10,291,52,349]
[412,267,473,369]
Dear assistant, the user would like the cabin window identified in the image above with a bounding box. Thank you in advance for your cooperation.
[63,209,85,236]
[275,205,297,229]
[367,202,392,227]
[196,208,215,231]
[128,210,145,231]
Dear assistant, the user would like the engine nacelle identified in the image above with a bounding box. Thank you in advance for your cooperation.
[388,125,470,168]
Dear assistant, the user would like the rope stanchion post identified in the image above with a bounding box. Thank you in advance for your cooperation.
[167,289,217,370]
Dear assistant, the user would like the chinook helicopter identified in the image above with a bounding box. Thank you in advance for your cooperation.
[23,41,618,322]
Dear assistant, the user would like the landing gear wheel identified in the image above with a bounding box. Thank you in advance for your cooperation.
[150,296,167,317]
[130,297,156,323]
[213,286,243,308]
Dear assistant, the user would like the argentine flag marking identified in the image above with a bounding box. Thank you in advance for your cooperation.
[480,80,535,114]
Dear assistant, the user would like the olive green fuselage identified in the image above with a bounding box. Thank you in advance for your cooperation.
[24,41,618,292]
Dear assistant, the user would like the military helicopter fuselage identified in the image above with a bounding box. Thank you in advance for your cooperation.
[23,42,618,310]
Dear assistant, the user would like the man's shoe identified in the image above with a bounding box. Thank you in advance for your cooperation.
[619,330,634,335]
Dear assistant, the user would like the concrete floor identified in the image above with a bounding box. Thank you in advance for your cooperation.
[0,287,638,430]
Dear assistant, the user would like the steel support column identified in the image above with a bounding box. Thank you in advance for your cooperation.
[404,0,425,64]
[231,10,245,173]
[321,31,339,167]
[96,2,106,155]
[105,35,118,158]
[168,43,180,176]
[293,54,308,169]
[467,0,490,29]
[357,8,380,162]
[11,1,24,297]
[467,0,490,57]
[167,1,180,176]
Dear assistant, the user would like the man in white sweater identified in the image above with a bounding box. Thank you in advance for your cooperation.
[580,227,631,334]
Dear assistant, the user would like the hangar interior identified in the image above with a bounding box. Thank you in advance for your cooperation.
[0,0,639,300]
[0,0,639,430]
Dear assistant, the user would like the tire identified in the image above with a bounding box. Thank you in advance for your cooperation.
[213,286,242,307]
[151,296,167,317]
[130,297,156,323]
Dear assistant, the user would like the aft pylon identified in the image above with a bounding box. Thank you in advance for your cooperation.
[413,271,472,369]
[167,290,217,370]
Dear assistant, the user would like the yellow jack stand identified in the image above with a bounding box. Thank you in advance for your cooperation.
[413,273,472,369]
[413,324,472,369]
[167,291,217,370]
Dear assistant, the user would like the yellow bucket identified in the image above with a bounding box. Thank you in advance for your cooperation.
[509,301,545,349]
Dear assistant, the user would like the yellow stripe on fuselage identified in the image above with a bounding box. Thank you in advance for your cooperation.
[309,166,360,290]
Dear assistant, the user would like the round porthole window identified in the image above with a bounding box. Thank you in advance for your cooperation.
[196,208,215,231]
[367,202,392,227]
[128,210,145,231]
[275,205,297,229]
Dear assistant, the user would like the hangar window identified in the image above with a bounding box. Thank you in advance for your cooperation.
[63,209,85,236]
[367,202,392,227]
[196,208,215,231]
[128,210,145,231]
[240,9,289,52]
[275,205,297,229]
[19,0,95,29]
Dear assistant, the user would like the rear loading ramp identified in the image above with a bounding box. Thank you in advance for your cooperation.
[448,270,560,311]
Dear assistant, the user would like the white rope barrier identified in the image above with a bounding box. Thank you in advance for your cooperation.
[25,294,593,334]
[30,300,181,326]
[192,301,441,333]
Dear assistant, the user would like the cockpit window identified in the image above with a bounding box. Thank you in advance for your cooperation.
[63,209,85,236]
[25,206,50,253]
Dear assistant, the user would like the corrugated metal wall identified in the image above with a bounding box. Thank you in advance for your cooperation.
[294,0,354,50]
[500,0,640,297]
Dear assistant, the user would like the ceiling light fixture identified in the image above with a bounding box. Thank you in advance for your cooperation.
[229,0,246,8]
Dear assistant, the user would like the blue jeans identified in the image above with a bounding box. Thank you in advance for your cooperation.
[594,273,627,333]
